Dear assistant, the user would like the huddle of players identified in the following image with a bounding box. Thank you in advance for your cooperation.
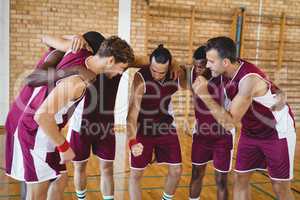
[4,31,296,200]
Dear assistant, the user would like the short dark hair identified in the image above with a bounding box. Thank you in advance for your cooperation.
[206,36,237,63]
[193,45,206,60]
[150,44,172,65]
[83,31,105,55]
[97,36,134,64]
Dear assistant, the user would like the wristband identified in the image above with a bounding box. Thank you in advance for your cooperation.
[128,139,139,150]
[57,140,70,152]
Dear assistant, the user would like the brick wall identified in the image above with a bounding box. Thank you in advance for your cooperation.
[130,0,300,125]
[10,0,119,100]
[9,0,300,125]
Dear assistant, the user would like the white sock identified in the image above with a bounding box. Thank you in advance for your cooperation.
[189,197,200,200]
[76,189,87,200]
[103,195,114,200]
[162,192,174,200]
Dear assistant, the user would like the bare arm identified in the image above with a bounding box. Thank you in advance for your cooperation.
[27,34,90,87]
[169,58,185,80]
[42,35,73,52]
[25,50,65,87]
[62,35,76,40]
[34,75,86,163]
[26,64,86,88]
[127,72,145,140]
[34,75,86,146]
[178,67,188,90]
[126,72,145,156]
[193,75,264,131]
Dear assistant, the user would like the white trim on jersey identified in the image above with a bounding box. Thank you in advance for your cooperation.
[96,155,115,162]
[156,162,182,166]
[238,72,270,90]
[71,158,89,163]
[9,86,43,181]
[234,168,268,173]
[229,61,244,85]
[285,129,296,180]
[190,66,195,84]
[168,98,176,128]
[130,166,147,170]
[67,97,85,134]
[136,71,146,93]
[10,129,25,180]
[30,148,57,182]
[192,160,212,166]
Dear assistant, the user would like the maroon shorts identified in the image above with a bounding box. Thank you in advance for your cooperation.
[235,133,296,180]
[130,134,182,169]
[67,129,115,162]
[191,136,233,172]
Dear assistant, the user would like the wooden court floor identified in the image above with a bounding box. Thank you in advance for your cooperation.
[0,127,299,200]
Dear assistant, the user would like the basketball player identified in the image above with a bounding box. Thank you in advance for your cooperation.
[5,30,103,190]
[189,45,234,200]
[5,47,64,182]
[193,36,296,200]
[127,44,186,200]
[28,33,182,200]
[6,36,134,200]
[24,32,104,88]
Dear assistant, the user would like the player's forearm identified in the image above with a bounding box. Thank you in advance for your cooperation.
[126,116,138,140]
[25,67,55,87]
[62,35,75,40]
[26,67,80,87]
[34,112,66,146]
[179,68,188,90]
[200,94,236,131]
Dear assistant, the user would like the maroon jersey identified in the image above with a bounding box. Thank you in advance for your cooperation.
[224,59,295,139]
[5,48,55,138]
[76,73,122,135]
[191,67,233,147]
[136,67,178,137]
[6,49,91,182]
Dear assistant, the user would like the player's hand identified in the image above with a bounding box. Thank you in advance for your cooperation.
[271,90,286,111]
[192,75,209,96]
[59,147,75,164]
[71,35,87,53]
[131,143,144,157]
[170,65,184,80]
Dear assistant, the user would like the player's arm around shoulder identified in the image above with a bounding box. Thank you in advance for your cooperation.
[25,50,65,87]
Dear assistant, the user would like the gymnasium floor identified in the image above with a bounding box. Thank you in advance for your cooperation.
[0,127,299,200]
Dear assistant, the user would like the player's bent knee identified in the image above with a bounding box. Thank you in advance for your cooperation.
[130,170,144,180]
[191,165,206,180]
[234,172,251,187]
[215,173,228,190]
[100,161,114,174]
[272,181,291,195]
